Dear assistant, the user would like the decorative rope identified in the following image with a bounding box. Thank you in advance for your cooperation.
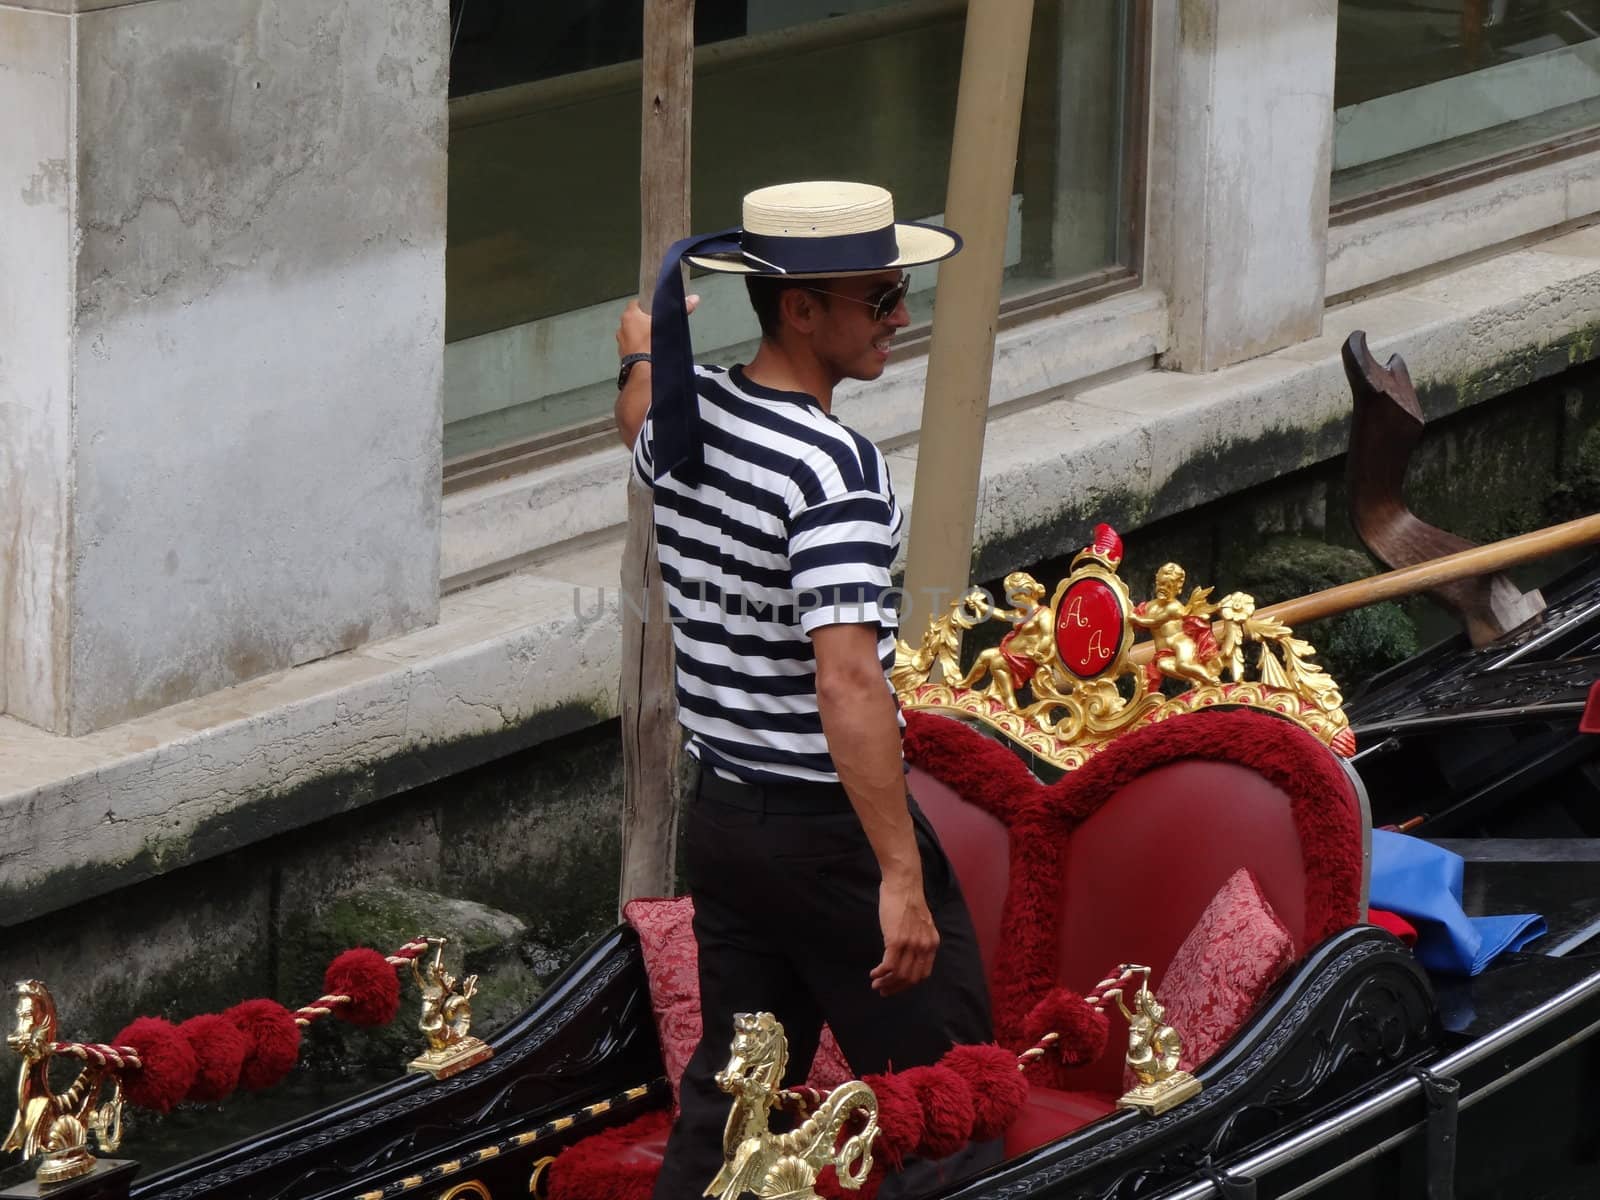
[46,940,435,1120]
[47,1041,142,1071]
[385,938,434,966]
[776,963,1144,1116]
[291,937,431,1028]
[1016,964,1139,1073]
[776,1084,827,1116]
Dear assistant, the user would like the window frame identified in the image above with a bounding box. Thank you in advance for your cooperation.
[1332,124,1600,227]
[442,0,1152,490]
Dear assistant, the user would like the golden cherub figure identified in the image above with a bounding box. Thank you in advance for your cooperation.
[1130,563,1222,687]
[411,938,479,1055]
[405,938,493,1079]
[955,572,1058,708]
[1107,980,1183,1086]
[1105,965,1201,1116]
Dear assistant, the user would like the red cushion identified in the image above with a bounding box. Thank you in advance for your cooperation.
[1156,867,1296,1074]
[622,897,701,1102]
[547,1110,669,1200]
[622,896,851,1105]
[1002,1087,1118,1158]
[1367,907,1418,946]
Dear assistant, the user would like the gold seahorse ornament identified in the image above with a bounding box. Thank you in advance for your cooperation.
[707,1012,879,1200]
[3,980,127,1184]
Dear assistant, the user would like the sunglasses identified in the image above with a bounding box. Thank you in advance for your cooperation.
[804,277,910,323]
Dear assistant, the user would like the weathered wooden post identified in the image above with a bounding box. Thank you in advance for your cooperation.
[619,0,694,910]
[900,0,1036,643]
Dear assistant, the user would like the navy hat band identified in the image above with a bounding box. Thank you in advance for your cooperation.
[739,224,900,274]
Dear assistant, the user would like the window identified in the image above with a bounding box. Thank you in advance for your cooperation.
[443,0,1144,463]
[1333,1,1600,209]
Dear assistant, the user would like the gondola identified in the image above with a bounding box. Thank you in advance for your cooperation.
[3,338,1597,1200]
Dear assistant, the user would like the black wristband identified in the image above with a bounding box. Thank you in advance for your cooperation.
[617,352,652,389]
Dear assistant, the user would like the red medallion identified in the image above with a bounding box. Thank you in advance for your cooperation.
[1055,577,1127,679]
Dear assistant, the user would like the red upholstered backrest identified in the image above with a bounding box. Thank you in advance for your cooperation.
[910,767,1011,981]
[1059,761,1310,983]
[1054,761,1311,1094]
[903,707,1366,1095]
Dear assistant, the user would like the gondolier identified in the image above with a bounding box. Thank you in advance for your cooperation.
[612,181,995,1197]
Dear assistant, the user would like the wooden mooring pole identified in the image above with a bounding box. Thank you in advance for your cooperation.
[619,0,694,911]
[900,0,1035,642]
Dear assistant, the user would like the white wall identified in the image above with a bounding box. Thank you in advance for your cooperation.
[1,0,450,734]
[1162,0,1338,371]
[0,8,75,728]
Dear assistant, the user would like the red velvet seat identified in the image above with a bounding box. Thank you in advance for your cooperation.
[553,707,1367,1196]
[905,706,1367,1155]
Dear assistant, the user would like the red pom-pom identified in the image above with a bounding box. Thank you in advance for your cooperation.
[900,1065,974,1160]
[862,1070,925,1169]
[177,1013,248,1103]
[1022,987,1110,1066]
[115,1017,197,1113]
[323,949,401,1027]
[939,1044,1029,1141]
[225,999,302,1091]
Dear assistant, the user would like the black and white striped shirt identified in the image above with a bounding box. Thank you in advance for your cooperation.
[632,364,904,783]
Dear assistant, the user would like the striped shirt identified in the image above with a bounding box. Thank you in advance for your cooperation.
[632,364,904,783]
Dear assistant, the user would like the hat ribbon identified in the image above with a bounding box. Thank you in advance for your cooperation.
[648,224,902,483]
[649,228,737,484]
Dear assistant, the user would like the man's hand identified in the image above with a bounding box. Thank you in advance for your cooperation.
[613,295,697,449]
[615,299,653,358]
[873,873,940,996]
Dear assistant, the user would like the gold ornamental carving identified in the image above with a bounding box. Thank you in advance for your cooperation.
[893,525,1352,770]
[3,981,127,1185]
[708,1012,878,1200]
[1106,966,1202,1116]
[406,938,494,1080]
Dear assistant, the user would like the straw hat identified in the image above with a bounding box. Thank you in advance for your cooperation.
[685,181,961,277]
[646,181,960,483]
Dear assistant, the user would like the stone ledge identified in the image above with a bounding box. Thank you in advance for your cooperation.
[1329,146,1600,300]
[0,568,624,927]
[4,225,1600,924]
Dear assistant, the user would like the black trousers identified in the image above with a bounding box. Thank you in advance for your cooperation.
[650,772,995,1200]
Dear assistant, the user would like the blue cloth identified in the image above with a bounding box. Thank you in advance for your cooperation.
[1370,830,1546,976]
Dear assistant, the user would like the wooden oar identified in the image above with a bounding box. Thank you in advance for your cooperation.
[1129,513,1600,665]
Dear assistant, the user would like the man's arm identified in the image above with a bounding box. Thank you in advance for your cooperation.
[613,300,653,449]
[612,295,697,450]
[812,622,938,997]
